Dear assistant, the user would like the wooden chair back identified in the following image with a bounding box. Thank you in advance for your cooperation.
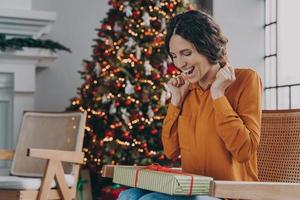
[10,111,86,177]
[258,109,300,182]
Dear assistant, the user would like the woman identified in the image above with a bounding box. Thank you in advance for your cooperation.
[118,10,262,200]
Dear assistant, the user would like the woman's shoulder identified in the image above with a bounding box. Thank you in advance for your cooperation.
[234,67,261,83]
[226,67,262,106]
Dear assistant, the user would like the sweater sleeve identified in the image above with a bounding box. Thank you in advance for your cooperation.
[213,70,262,163]
[161,104,181,160]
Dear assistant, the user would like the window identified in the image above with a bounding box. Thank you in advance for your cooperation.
[264,0,300,109]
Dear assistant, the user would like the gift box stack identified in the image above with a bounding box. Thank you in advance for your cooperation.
[112,165,213,196]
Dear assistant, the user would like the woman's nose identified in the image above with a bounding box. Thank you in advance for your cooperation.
[175,58,187,69]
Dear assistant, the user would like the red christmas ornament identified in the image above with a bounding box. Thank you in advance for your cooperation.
[167,63,178,75]
[166,2,174,10]
[100,43,106,49]
[135,72,141,79]
[115,101,120,107]
[104,51,111,57]
[108,0,119,9]
[145,47,153,56]
[153,36,164,47]
[85,62,93,70]
[101,23,108,30]
[110,150,116,155]
[153,107,159,113]
[105,130,114,137]
[141,143,147,148]
[133,10,141,18]
[151,128,158,135]
[138,125,145,130]
[152,73,161,80]
[134,85,142,92]
[151,19,161,29]
[125,99,132,106]
[97,31,105,37]
[122,131,131,139]
[99,140,104,146]
[131,112,141,121]
[115,81,122,88]
[158,154,165,160]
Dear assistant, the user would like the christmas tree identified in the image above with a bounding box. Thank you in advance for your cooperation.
[68,0,192,176]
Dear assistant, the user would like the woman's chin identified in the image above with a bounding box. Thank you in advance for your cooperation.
[187,76,200,84]
[188,79,197,84]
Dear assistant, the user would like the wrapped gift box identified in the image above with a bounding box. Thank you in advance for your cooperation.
[112,165,213,196]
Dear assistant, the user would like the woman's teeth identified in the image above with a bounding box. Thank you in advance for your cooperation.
[183,66,195,75]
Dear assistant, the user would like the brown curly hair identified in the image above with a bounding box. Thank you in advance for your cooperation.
[165,10,228,67]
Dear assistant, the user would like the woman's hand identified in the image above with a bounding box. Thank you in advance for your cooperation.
[167,75,190,108]
[210,65,236,100]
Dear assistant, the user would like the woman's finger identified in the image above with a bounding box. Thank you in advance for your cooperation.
[176,77,181,87]
[221,66,232,77]
[228,66,236,79]
[179,76,185,86]
[171,78,178,86]
[220,69,231,80]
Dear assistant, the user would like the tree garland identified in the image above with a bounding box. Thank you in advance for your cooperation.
[0,33,71,53]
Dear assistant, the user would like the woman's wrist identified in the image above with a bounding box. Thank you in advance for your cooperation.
[170,98,182,108]
[211,89,224,100]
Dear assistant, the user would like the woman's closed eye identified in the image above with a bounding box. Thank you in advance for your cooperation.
[170,51,192,60]
[182,51,192,56]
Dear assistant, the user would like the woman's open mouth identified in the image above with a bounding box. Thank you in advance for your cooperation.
[183,66,195,76]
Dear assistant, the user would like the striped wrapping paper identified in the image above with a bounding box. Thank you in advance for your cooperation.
[112,165,213,196]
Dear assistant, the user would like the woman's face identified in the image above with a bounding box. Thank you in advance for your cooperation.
[169,34,213,84]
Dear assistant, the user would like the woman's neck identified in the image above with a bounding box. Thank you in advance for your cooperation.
[198,63,221,90]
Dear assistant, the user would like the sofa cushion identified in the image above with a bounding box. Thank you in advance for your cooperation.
[0,175,74,190]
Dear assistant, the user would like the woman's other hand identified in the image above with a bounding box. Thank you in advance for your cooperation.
[210,65,236,100]
[167,75,190,108]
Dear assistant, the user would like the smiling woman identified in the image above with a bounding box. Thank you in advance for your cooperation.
[168,34,221,92]
[118,9,263,200]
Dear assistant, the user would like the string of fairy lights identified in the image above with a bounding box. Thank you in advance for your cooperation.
[71,0,190,172]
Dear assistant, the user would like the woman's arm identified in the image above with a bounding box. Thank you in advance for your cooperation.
[213,70,262,163]
[161,104,181,160]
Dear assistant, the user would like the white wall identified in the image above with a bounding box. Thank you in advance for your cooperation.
[32,0,264,111]
[213,0,265,79]
[32,0,110,111]
[0,0,31,9]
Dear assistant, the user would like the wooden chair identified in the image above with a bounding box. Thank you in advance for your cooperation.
[0,111,87,200]
[212,109,300,199]
[103,109,300,199]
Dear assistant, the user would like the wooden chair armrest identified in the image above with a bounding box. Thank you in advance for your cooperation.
[0,149,14,160]
[27,148,84,164]
[213,180,300,200]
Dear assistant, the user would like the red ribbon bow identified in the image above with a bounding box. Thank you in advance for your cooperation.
[134,164,194,196]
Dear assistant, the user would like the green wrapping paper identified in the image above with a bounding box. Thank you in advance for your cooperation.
[112,165,213,196]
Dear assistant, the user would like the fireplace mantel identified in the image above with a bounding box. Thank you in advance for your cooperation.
[0,48,57,67]
[0,8,56,38]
